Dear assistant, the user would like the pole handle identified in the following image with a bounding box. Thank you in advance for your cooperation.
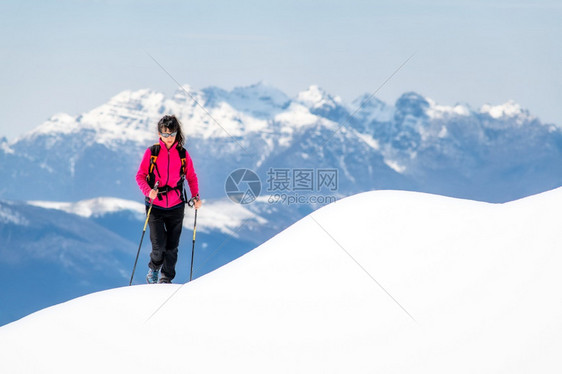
[187,196,197,208]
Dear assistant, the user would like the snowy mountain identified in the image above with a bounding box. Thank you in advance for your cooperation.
[1,188,561,373]
[1,82,560,203]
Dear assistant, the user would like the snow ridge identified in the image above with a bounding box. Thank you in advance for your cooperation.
[2,188,561,373]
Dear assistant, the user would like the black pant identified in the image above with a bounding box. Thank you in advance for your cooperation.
[147,204,185,280]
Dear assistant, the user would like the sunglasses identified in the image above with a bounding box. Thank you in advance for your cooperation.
[160,132,177,138]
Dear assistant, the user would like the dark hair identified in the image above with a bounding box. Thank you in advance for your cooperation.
[157,115,185,148]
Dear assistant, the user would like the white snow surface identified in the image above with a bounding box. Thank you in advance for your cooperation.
[296,85,342,109]
[2,189,562,373]
[426,98,471,118]
[480,100,533,121]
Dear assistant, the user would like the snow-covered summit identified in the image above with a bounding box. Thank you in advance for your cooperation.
[171,84,198,100]
[296,85,342,110]
[426,98,471,119]
[480,100,534,124]
[202,82,289,119]
[2,188,561,373]
[350,93,394,123]
[394,91,430,121]
[0,136,13,154]
[481,100,527,118]
[26,113,77,138]
[23,89,164,147]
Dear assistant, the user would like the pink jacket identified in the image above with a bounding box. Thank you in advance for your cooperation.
[136,139,199,208]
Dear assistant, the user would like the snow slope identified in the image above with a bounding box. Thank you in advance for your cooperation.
[1,189,561,373]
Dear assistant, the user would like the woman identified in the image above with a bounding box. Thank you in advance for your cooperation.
[136,115,202,284]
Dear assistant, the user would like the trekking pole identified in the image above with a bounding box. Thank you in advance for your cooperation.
[187,198,199,282]
[129,181,159,286]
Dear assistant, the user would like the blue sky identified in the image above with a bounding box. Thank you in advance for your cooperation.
[1,0,561,140]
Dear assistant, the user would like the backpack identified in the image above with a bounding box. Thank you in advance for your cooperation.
[146,144,188,202]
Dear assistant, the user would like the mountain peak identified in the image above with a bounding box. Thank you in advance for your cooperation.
[27,113,77,138]
[480,100,532,121]
[109,88,162,104]
[230,81,289,105]
[350,93,393,123]
[395,92,429,110]
[0,136,14,154]
[202,81,289,119]
[394,92,430,121]
[296,85,342,109]
[172,84,199,100]
[352,93,386,109]
[425,98,471,119]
